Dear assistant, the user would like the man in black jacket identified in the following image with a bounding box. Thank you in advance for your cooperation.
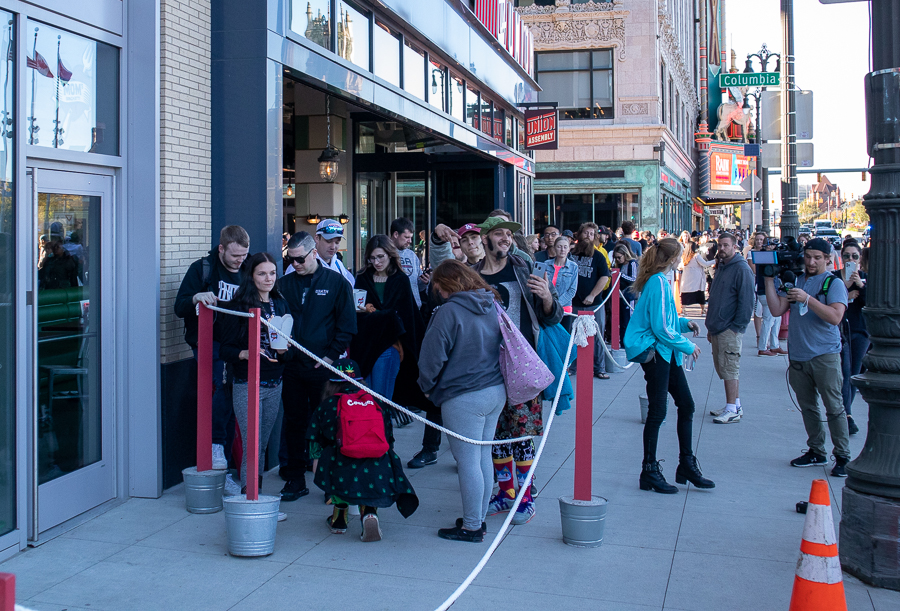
[276,231,357,501]
[174,225,249,472]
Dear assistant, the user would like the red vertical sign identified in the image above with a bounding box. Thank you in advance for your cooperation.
[525,109,558,150]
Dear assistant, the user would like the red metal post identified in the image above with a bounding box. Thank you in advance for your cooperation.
[0,572,14,611]
[610,269,621,351]
[246,308,261,501]
[574,311,594,502]
[196,304,214,472]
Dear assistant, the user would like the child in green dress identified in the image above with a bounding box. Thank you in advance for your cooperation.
[308,359,419,542]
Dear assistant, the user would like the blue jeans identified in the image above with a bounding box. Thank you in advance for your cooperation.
[365,347,401,402]
[841,331,869,416]
[193,342,236,458]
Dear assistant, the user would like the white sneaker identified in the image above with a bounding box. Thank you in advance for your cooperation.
[709,406,729,417]
[277,512,287,522]
[224,473,241,497]
[713,409,742,424]
[212,444,227,470]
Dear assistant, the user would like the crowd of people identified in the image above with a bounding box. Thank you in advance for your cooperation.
[174,215,870,543]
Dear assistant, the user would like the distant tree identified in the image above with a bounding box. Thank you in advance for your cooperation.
[849,201,869,227]
[799,198,819,223]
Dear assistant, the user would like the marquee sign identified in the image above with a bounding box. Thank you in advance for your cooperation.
[474,0,534,77]
[524,109,558,150]
[700,141,756,199]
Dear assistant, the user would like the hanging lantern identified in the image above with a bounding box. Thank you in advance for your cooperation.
[319,95,339,183]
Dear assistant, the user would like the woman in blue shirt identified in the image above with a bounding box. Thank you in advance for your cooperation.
[624,239,714,494]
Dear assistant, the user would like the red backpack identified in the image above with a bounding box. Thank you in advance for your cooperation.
[336,390,390,459]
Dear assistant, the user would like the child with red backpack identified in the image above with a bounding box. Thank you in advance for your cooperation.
[307,359,419,541]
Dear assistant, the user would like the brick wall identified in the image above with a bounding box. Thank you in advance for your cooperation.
[159,0,212,363]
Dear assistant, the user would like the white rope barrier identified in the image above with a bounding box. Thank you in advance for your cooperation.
[203,303,536,447]
[434,313,596,611]
[561,274,635,371]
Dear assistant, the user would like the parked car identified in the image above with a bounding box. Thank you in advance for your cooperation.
[813,227,841,245]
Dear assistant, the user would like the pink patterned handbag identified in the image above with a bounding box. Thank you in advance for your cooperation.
[495,302,554,405]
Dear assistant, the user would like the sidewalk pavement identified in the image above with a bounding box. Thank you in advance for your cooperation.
[3,318,900,611]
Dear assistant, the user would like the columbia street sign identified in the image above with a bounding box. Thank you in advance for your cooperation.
[719,72,780,87]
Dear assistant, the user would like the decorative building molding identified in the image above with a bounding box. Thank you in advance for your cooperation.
[622,102,650,116]
[517,1,628,61]
[658,2,699,114]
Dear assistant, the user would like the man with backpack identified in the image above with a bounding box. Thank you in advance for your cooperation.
[174,226,250,475]
[764,238,851,477]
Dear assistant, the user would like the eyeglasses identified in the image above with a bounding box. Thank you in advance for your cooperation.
[318,225,343,236]
[285,250,313,265]
[842,252,860,260]
[544,231,560,238]
[368,254,388,262]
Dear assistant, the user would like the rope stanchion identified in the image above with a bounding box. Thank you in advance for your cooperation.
[575,311,595,502]
[0,572,14,611]
[196,304,214,472]
[610,269,621,351]
[245,308,261,501]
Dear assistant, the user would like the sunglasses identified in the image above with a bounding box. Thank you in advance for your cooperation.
[285,250,313,265]
[318,225,343,236]
[842,253,860,260]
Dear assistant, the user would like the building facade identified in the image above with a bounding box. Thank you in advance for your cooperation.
[517,0,700,235]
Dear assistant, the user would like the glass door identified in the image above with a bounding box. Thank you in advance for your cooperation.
[28,168,114,539]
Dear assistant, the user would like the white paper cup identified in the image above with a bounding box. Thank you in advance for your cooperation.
[353,289,367,310]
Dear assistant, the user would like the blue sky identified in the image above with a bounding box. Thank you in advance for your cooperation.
[727,0,870,208]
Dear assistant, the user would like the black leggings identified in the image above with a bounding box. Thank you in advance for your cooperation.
[640,353,695,463]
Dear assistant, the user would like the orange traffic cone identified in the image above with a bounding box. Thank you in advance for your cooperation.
[789,479,847,611]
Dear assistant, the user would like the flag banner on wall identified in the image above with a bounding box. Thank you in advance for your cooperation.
[27,51,53,78]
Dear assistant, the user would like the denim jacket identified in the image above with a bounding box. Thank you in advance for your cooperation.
[535,259,578,308]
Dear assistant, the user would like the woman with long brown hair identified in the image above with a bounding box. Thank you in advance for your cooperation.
[624,239,714,494]
[418,260,506,543]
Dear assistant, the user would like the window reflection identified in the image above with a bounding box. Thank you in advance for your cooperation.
[479,97,492,136]
[403,43,425,100]
[466,85,479,131]
[373,22,400,87]
[0,10,13,539]
[26,21,118,155]
[337,2,369,71]
[449,75,464,121]
[292,0,332,51]
[429,61,446,112]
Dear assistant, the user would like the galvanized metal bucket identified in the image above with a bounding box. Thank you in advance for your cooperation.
[607,348,628,372]
[182,467,225,514]
[223,494,280,557]
[558,495,608,548]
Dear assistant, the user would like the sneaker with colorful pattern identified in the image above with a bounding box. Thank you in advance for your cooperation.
[488,493,515,516]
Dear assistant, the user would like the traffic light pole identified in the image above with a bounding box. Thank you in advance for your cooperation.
[839,0,900,591]
[778,0,799,240]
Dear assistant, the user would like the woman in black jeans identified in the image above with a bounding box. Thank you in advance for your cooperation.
[838,240,868,435]
[623,239,714,494]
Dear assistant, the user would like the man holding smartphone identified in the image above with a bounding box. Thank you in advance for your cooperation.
[764,238,851,477]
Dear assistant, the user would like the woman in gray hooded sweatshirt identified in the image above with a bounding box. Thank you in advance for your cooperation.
[418,260,506,543]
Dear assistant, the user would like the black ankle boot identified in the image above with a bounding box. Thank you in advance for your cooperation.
[675,454,715,489]
[639,460,678,494]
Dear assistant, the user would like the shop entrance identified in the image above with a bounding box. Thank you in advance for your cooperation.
[26,168,115,540]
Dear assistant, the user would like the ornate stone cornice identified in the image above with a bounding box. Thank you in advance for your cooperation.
[658,3,699,114]
[516,0,628,61]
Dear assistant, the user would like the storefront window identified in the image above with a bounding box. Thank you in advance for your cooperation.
[373,22,400,87]
[0,11,14,538]
[26,21,118,155]
[449,75,464,122]
[466,85,479,131]
[535,49,614,120]
[479,97,492,136]
[505,115,513,147]
[337,2,369,71]
[429,61,446,113]
[292,0,332,51]
[403,43,425,101]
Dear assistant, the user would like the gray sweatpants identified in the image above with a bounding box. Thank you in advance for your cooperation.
[441,384,507,531]
[233,382,282,488]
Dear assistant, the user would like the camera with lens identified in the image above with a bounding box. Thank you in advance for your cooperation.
[750,236,804,287]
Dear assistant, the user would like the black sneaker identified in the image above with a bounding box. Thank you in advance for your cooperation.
[455,518,487,535]
[847,416,859,436]
[407,450,437,469]
[831,456,849,478]
[790,450,828,468]
[280,477,309,502]
[438,524,484,543]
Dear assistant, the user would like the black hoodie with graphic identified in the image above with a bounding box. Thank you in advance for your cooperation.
[174,249,242,349]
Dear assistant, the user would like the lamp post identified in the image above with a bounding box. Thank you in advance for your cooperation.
[838,0,900,591]
[743,44,781,235]
[778,0,800,240]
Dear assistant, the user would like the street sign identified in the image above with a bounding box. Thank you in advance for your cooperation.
[707,207,728,216]
[719,72,780,88]
[760,90,814,141]
[760,142,814,169]
[741,174,763,195]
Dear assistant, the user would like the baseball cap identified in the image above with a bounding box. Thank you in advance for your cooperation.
[49,221,65,240]
[329,358,364,382]
[804,237,833,255]
[562,229,574,238]
[457,223,480,237]
[316,218,344,239]
[476,216,522,235]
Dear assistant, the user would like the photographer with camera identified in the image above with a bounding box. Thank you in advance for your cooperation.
[763,238,851,477]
